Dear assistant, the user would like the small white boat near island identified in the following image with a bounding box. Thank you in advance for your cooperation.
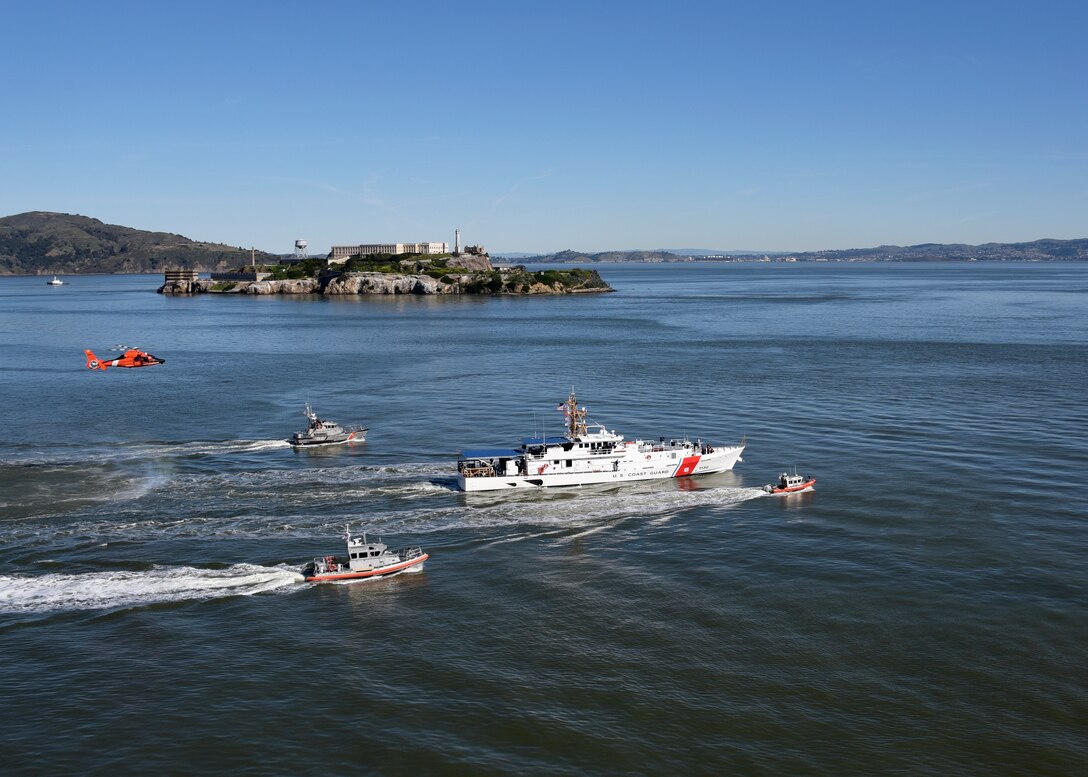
[46,275,66,285]
[301,527,427,583]
[288,403,367,447]
[456,390,745,491]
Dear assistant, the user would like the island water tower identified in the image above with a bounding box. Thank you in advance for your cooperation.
[294,239,308,260]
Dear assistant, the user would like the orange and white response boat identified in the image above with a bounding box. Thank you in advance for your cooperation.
[763,470,816,494]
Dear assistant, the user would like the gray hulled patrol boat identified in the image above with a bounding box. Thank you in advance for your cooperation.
[302,527,427,582]
[288,403,368,447]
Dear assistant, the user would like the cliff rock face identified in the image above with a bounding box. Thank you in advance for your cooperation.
[245,278,319,295]
[445,255,492,272]
[158,267,614,296]
[323,272,452,295]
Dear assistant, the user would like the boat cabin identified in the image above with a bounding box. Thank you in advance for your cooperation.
[778,472,807,489]
[458,448,524,477]
[345,534,396,572]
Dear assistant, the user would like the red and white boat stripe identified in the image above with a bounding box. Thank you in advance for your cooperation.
[672,455,701,477]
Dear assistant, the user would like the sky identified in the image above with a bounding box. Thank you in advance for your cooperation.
[1,0,1086,254]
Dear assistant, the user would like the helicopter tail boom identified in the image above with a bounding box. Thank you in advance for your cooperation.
[84,349,108,370]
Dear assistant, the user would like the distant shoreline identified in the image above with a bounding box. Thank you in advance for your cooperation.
[5,257,1088,279]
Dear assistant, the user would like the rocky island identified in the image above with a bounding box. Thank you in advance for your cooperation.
[158,253,612,296]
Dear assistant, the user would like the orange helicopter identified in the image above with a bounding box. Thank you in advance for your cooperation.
[85,345,165,371]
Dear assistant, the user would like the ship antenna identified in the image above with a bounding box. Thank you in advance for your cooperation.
[564,388,587,438]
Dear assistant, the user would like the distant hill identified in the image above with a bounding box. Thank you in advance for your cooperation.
[518,239,1088,263]
[657,248,773,257]
[0,212,278,275]
[519,249,689,264]
[787,239,1088,262]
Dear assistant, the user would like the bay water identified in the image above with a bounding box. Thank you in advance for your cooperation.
[0,263,1085,774]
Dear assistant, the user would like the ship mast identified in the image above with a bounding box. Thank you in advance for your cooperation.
[566,390,587,438]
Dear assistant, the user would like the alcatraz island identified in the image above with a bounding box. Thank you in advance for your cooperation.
[0,212,610,295]
[159,234,612,297]
[159,251,611,296]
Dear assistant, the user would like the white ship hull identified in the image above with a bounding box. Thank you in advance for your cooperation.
[457,391,745,492]
[458,442,744,492]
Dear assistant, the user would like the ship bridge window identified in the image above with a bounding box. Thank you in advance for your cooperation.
[565,460,572,467]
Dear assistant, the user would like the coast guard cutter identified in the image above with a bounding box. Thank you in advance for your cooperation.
[456,391,744,491]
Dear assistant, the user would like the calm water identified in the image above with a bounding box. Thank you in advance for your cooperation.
[1,263,1086,775]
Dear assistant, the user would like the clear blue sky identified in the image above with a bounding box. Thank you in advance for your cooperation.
[2,0,1085,254]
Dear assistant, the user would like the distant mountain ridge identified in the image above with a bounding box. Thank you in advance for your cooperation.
[4,212,1086,274]
[786,239,1088,262]
[515,239,1088,263]
[0,212,277,274]
[519,249,687,264]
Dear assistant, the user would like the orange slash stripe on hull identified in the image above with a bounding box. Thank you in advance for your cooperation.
[673,455,702,477]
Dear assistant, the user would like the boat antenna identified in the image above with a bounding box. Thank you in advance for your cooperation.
[565,388,587,438]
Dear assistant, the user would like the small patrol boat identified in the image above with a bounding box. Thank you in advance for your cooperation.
[47,275,66,285]
[288,403,367,447]
[302,526,428,582]
[763,470,816,494]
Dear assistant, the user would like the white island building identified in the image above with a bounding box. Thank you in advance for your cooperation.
[329,241,450,264]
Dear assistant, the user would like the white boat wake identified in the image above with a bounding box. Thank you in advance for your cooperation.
[0,563,303,614]
[450,485,767,528]
[0,439,292,467]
